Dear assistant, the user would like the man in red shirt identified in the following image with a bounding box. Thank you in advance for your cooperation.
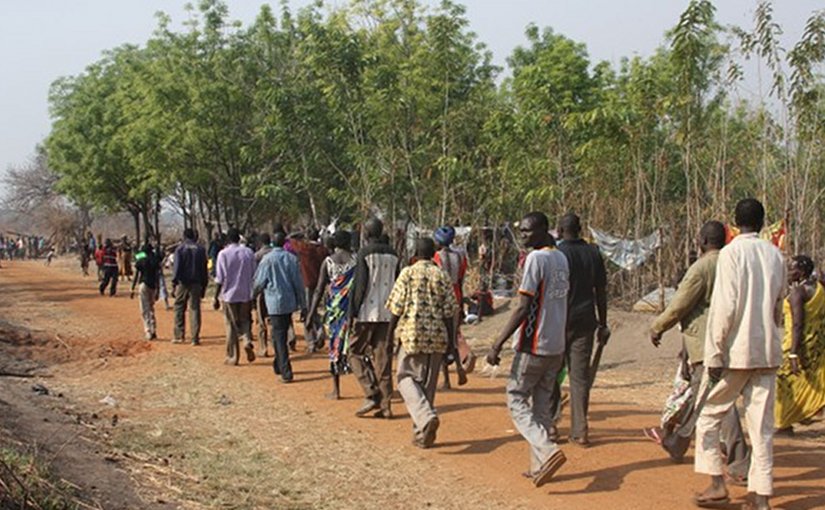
[98,239,119,297]
[289,228,329,352]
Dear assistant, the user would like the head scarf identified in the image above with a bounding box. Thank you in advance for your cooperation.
[434,226,455,247]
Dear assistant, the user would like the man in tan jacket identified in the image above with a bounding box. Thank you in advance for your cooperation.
[693,199,785,510]
[646,221,750,479]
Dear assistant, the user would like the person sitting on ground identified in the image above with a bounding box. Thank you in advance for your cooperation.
[386,237,457,447]
[775,255,825,435]
[464,285,495,323]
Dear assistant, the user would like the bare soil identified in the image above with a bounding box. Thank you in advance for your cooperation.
[0,257,823,509]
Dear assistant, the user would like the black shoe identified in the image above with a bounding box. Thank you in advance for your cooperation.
[415,417,439,448]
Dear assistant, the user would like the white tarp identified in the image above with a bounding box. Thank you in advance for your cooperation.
[632,287,675,312]
[589,227,661,271]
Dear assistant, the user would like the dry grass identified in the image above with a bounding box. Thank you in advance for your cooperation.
[0,435,92,510]
[52,352,518,510]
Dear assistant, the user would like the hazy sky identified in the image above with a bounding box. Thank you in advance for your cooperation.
[1,0,820,176]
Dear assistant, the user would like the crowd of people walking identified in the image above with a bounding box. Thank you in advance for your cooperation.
[47,197,823,509]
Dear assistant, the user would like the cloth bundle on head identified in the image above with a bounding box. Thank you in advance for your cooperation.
[434,226,456,246]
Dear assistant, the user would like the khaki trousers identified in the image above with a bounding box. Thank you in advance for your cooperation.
[507,351,564,473]
[139,283,157,338]
[173,283,202,342]
[695,368,776,496]
[397,346,443,440]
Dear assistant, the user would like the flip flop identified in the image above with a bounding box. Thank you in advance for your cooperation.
[533,450,567,488]
[643,427,663,445]
[692,492,730,508]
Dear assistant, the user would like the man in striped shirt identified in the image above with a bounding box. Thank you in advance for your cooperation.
[98,238,119,297]
[486,211,570,488]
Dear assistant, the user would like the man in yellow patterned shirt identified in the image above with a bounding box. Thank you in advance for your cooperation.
[386,238,457,448]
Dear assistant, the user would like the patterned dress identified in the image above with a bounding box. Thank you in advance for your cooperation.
[324,254,357,375]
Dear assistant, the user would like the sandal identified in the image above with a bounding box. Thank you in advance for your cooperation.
[692,490,730,508]
[533,450,566,488]
[643,427,664,445]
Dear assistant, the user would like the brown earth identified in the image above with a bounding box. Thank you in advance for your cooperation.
[0,258,823,509]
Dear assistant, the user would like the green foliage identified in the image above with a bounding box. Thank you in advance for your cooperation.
[43,0,825,263]
[0,446,83,510]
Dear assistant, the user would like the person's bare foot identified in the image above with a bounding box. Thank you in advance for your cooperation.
[741,493,771,510]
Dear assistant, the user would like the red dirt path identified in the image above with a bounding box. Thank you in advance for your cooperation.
[1,260,824,510]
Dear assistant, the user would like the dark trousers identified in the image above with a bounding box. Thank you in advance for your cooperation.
[173,283,202,342]
[350,322,393,411]
[550,326,595,439]
[99,266,118,296]
[270,314,293,381]
[662,362,751,478]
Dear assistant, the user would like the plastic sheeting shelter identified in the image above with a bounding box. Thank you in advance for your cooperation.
[589,227,661,271]
[632,287,676,312]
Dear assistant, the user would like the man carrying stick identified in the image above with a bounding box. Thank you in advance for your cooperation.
[644,221,750,482]
[692,199,784,510]
[486,211,569,488]
[550,213,609,446]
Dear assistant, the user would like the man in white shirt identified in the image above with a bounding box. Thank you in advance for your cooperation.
[693,198,785,510]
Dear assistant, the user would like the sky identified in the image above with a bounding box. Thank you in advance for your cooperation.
[0,0,821,178]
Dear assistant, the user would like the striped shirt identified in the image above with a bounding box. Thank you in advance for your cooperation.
[515,247,569,356]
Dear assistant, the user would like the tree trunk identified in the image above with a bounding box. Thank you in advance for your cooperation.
[154,194,162,245]
[131,208,141,245]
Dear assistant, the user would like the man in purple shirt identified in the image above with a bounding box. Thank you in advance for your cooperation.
[213,227,257,365]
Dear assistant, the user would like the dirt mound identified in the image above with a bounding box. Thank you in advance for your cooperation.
[0,319,151,372]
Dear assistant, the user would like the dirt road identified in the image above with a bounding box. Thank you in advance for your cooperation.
[1,259,823,509]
